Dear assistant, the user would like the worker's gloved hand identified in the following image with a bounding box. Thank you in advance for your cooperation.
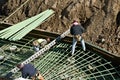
[5,72,13,78]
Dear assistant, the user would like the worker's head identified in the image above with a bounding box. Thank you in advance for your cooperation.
[33,40,39,46]
[72,19,79,25]
[73,20,78,23]
[46,37,50,43]
[17,63,24,69]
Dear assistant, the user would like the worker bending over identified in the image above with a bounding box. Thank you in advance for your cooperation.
[17,63,44,80]
[32,37,50,52]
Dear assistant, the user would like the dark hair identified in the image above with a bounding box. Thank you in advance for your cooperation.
[46,37,50,42]
[17,63,24,69]
[73,20,78,23]
[17,64,21,68]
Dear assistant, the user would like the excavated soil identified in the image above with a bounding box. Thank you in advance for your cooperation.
[0,0,120,55]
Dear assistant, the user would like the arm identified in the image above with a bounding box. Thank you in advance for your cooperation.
[5,72,13,78]
[70,26,73,35]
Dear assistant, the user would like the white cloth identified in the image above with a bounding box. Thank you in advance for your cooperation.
[37,39,46,43]
[14,77,31,80]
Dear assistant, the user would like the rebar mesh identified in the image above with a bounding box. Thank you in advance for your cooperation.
[0,39,120,80]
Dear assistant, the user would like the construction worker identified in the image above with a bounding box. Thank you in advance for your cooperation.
[70,20,86,56]
[32,37,50,52]
[17,63,44,80]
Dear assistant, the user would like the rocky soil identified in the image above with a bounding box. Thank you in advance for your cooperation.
[0,0,120,55]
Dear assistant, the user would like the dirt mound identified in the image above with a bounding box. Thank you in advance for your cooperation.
[0,0,120,55]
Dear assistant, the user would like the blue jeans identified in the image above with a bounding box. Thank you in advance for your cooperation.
[72,37,86,55]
